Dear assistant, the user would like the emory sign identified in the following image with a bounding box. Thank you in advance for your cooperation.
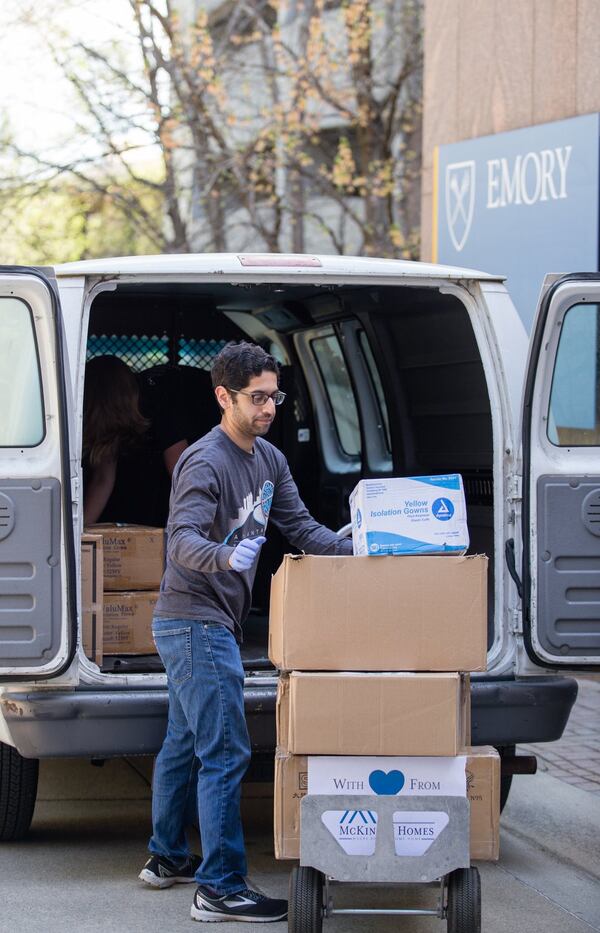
[486,146,571,209]
[436,114,599,329]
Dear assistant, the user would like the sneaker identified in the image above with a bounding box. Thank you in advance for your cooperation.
[191,884,288,923]
[139,853,201,889]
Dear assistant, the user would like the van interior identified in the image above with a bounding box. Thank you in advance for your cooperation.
[83,281,494,675]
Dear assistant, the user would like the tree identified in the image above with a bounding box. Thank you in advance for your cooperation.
[4,0,422,259]
[0,147,163,264]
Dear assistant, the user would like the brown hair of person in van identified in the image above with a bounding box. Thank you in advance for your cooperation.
[83,355,150,467]
[211,341,280,411]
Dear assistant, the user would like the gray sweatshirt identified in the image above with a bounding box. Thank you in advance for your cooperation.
[154,426,353,638]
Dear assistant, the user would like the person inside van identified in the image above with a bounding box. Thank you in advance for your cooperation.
[83,355,188,526]
[139,341,353,924]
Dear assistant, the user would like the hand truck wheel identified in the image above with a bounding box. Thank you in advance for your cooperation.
[447,866,481,933]
[288,865,324,933]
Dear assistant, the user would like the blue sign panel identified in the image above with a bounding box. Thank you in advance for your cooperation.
[435,114,600,330]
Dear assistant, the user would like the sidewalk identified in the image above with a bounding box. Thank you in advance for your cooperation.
[521,675,600,795]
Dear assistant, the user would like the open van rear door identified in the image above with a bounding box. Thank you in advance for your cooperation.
[0,268,75,679]
[523,272,600,668]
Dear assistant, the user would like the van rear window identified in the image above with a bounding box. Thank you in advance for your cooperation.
[0,298,44,447]
[548,303,600,446]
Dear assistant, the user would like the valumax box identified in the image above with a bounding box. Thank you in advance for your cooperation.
[277,672,471,756]
[86,524,165,591]
[268,554,487,672]
[350,475,469,556]
[103,591,159,655]
[274,746,499,861]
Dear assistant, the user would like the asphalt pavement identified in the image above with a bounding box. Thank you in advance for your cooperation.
[0,677,599,932]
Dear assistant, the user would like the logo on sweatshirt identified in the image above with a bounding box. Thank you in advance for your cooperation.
[260,481,274,519]
[224,480,275,545]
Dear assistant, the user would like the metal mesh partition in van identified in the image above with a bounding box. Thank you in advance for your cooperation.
[86,335,228,371]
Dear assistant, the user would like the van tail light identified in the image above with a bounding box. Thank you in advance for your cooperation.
[238,255,322,267]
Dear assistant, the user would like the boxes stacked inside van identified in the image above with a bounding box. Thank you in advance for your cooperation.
[270,476,500,862]
[81,525,165,664]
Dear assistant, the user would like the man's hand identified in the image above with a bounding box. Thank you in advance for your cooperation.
[228,536,266,572]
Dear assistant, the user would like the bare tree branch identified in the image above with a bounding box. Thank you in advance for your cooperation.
[3,0,423,259]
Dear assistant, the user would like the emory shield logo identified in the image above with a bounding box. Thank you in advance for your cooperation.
[445,161,476,252]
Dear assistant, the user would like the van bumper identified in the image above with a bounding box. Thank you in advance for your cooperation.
[470,674,578,746]
[0,680,278,759]
[0,675,577,759]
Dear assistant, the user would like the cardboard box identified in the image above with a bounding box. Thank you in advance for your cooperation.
[103,591,159,655]
[277,672,469,756]
[86,524,165,591]
[269,554,487,672]
[274,747,499,861]
[350,474,469,556]
[81,534,103,665]
[465,745,500,861]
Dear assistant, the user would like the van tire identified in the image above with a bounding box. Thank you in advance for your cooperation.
[0,742,39,841]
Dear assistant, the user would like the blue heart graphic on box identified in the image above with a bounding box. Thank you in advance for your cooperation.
[368,769,405,795]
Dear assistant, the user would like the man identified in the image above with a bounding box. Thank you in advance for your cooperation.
[139,340,353,923]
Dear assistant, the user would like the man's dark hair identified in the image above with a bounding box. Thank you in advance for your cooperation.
[211,340,280,392]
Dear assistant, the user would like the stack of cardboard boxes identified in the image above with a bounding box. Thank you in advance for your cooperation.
[81,525,165,664]
[270,476,501,863]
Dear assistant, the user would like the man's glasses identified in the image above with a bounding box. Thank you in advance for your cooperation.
[228,388,287,406]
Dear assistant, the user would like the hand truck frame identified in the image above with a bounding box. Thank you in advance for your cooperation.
[288,793,481,932]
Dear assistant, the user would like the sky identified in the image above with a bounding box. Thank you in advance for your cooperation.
[0,0,136,155]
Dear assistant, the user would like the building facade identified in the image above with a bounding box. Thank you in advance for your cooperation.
[171,0,422,257]
[421,1,600,327]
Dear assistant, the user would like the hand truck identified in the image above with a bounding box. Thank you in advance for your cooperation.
[288,794,480,932]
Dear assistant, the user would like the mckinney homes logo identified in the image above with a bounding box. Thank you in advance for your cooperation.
[320,808,450,857]
[393,810,449,856]
[321,809,378,855]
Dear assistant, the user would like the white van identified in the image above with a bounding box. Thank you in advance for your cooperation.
[0,255,596,840]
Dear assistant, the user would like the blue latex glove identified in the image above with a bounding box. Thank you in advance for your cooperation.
[228,536,266,572]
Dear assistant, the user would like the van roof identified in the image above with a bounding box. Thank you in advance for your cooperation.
[55,253,504,281]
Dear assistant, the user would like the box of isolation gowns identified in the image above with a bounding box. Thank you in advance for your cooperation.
[350,474,469,556]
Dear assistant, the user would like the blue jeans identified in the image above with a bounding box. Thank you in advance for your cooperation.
[149,618,252,894]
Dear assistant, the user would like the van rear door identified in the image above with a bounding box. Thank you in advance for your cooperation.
[523,272,600,668]
[0,269,75,679]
